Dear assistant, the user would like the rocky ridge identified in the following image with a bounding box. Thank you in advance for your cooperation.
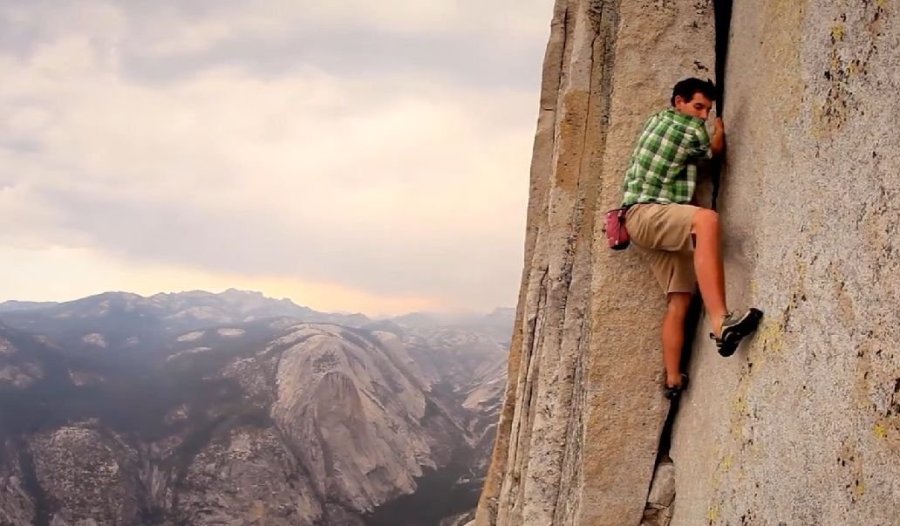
[0,291,511,525]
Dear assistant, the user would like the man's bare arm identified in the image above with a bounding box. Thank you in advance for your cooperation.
[710,117,725,157]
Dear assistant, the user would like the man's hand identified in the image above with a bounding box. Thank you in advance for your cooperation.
[711,117,725,157]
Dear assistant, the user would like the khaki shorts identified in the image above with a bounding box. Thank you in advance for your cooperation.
[625,203,699,295]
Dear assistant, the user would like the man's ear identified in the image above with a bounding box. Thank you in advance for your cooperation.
[673,95,685,106]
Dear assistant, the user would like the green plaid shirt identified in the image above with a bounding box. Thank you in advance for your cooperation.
[621,108,712,206]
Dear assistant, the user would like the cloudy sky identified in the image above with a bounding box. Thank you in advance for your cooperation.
[0,0,553,316]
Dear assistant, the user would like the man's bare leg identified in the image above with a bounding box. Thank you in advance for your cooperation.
[663,292,692,387]
[692,209,728,334]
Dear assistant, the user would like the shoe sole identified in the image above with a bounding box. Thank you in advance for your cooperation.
[716,309,763,357]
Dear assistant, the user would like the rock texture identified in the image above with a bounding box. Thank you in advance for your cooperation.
[670,1,900,524]
[271,324,446,511]
[477,0,900,525]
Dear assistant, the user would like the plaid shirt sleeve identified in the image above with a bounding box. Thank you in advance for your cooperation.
[686,121,713,160]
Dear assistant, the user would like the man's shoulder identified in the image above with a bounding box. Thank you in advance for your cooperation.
[642,109,698,134]
[661,108,706,131]
[645,108,669,122]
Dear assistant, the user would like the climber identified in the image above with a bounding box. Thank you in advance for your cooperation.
[620,77,763,400]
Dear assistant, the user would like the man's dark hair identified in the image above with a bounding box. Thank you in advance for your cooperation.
[670,78,717,106]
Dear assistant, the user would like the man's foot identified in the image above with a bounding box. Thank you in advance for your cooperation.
[663,373,689,400]
[710,308,764,357]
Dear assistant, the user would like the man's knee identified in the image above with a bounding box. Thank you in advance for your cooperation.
[692,208,720,233]
[693,208,720,227]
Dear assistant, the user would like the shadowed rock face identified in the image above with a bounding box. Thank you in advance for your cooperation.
[271,325,442,511]
[0,292,511,526]
[477,0,900,525]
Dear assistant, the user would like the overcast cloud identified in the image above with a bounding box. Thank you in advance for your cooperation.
[0,0,552,315]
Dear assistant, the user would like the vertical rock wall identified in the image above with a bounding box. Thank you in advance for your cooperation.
[475,1,714,525]
[671,1,900,524]
[479,0,900,524]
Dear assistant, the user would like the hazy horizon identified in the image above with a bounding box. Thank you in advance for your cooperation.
[0,287,516,319]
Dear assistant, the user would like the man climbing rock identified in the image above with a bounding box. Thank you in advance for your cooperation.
[621,77,762,400]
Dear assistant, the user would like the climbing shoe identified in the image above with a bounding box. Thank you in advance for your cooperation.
[663,373,689,400]
[710,308,764,357]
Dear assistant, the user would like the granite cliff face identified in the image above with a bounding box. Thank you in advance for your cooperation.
[476,0,900,525]
[0,292,510,525]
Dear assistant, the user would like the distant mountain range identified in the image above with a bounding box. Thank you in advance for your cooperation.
[0,290,512,526]
[0,301,58,313]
